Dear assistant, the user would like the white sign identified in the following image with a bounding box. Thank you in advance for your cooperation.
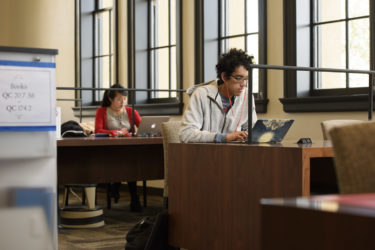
[0,65,55,127]
[56,106,61,139]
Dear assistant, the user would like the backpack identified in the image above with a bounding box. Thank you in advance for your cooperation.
[125,210,168,250]
[61,120,87,138]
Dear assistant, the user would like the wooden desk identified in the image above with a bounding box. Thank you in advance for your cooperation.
[261,193,375,250]
[57,137,164,184]
[168,141,334,250]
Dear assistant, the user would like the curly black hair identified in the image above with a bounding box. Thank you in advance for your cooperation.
[215,48,254,85]
[101,84,128,107]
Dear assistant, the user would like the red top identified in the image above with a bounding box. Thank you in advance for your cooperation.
[95,106,142,137]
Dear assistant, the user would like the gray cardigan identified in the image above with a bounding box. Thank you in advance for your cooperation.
[179,80,257,143]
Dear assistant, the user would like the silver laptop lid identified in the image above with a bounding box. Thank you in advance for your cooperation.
[137,116,170,137]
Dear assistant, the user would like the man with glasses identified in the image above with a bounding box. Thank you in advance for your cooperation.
[179,48,257,143]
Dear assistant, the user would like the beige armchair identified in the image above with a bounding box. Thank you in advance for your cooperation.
[329,121,375,194]
[321,119,364,140]
[161,121,181,207]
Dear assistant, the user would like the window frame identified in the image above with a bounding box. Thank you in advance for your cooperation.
[281,0,375,112]
[311,0,370,93]
[75,0,118,108]
[127,0,183,116]
[93,6,116,103]
[195,0,268,113]
[148,0,178,100]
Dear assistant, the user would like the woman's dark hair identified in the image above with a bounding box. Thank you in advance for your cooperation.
[215,48,254,85]
[101,84,128,107]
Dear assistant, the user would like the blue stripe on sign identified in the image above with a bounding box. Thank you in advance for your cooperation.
[0,60,56,68]
[0,126,56,132]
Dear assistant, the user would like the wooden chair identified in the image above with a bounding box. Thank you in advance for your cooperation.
[161,121,181,208]
[329,121,375,194]
[321,119,363,140]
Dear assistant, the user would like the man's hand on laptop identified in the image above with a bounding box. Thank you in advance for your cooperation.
[226,131,248,142]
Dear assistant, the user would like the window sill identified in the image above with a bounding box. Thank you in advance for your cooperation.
[280,94,374,112]
[72,102,184,118]
[131,102,184,115]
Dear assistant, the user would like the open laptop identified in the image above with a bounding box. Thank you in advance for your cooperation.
[136,116,170,137]
[250,119,294,143]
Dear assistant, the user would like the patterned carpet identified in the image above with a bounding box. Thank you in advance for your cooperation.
[58,185,164,250]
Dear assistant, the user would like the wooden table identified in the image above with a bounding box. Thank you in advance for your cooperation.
[261,193,375,250]
[57,137,164,184]
[168,141,334,250]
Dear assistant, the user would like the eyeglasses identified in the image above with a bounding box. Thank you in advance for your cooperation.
[230,75,248,83]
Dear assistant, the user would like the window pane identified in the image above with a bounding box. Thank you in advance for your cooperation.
[348,0,369,18]
[171,0,176,45]
[319,72,346,89]
[99,0,113,9]
[94,56,111,101]
[228,0,245,36]
[95,11,111,56]
[155,0,169,47]
[246,34,258,93]
[228,37,245,51]
[151,48,169,98]
[111,55,115,86]
[100,57,111,87]
[103,56,111,88]
[94,57,100,101]
[316,0,345,22]
[246,34,258,63]
[246,0,258,33]
[318,22,346,89]
[221,37,245,53]
[170,47,177,97]
[248,68,259,93]
[349,18,369,87]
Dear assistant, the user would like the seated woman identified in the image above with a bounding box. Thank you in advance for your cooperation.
[95,83,142,212]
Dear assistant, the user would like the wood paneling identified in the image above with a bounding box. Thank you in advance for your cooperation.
[57,137,164,184]
[261,194,375,250]
[168,142,334,250]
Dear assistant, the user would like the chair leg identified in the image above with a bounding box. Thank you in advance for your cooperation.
[63,187,69,208]
[163,197,168,209]
[95,188,98,206]
[113,182,120,203]
[84,187,96,210]
[82,188,86,205]
[143,180,147,207]
[107,183,112,209]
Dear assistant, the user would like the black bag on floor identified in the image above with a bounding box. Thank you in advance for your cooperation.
[125,210,168,250]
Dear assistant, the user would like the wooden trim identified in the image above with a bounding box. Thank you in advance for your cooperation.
[280,95,375,112]
[283,0,297,98]
[255,98,269,113]
[57,137,163,147]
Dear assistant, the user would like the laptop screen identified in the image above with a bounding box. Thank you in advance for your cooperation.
[251,119,294,143]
